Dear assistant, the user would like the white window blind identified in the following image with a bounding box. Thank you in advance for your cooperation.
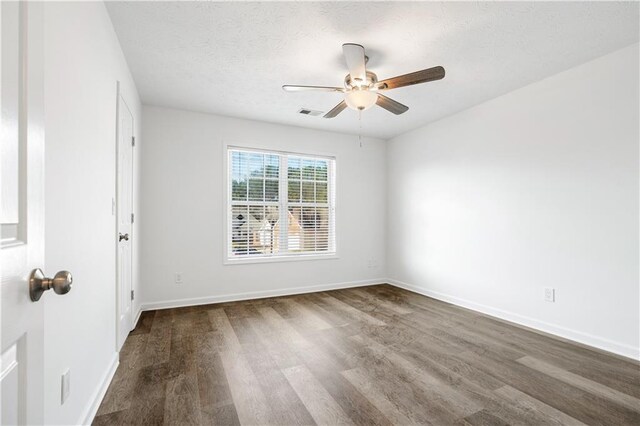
[227,147,336,261]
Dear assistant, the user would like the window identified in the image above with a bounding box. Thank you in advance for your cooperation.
[227,147,336,261]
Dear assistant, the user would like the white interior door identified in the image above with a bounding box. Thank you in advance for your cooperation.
[116,93,134,351]
[1,2,45,424]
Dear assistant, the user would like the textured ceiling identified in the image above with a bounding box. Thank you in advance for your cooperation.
[106,1,639,139]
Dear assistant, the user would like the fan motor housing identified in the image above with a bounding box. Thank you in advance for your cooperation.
[345,71,378,90]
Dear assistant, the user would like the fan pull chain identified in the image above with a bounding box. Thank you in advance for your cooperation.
[358,109,363,148]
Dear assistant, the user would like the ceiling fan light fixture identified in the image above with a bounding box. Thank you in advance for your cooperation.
[283,43,445,118]
[344,89,377,111]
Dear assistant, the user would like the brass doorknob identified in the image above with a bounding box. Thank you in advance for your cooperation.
[119,233,129,242]
[29,269,73,302]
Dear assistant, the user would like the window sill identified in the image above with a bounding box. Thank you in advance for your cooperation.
[224,253,339,265]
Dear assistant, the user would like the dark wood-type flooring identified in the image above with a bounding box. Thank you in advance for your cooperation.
[94,284,640,425]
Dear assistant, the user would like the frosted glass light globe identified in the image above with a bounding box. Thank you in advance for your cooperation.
[344,89,377,111]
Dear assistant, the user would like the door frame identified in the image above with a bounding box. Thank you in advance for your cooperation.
[114,81,135,351]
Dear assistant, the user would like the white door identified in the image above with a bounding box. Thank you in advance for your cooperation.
[116,92,134,351]
[1,2,45,424]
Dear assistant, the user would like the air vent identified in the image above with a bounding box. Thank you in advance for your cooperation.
[298,108,323,117]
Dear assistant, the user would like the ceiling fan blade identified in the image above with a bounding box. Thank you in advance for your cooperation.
[282,85,345,92]
[376,94,409,115]
[342,43,367,83]
[324,101,347,118]
[377,66,445,90]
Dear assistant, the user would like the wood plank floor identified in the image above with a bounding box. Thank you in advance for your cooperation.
[93,284,640,425]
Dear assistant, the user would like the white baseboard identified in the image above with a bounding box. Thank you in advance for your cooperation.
[140,278,386,312]
[79,352,119,425]
[132,306,143,330]
[387,278,639,361]
[136,275,639,359]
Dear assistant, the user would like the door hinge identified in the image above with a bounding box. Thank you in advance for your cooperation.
[131,213,135,224]
[131,136,136,147]
[131,290,135,301]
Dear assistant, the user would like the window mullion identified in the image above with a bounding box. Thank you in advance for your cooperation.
[279,155,288,253]
[228,150,233,258]
[329,159,335,253]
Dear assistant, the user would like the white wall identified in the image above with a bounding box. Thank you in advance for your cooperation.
[387,44,639,359]
[43,2,141,424]
[140,106,386,308]
[36,4,638,424]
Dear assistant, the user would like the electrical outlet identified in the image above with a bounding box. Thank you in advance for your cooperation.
[544,287,555,303]
[61,369,70,405]
[175,272,183,284]
[367,259,379,269]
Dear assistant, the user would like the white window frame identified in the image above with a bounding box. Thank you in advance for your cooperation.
[223,144,337,265]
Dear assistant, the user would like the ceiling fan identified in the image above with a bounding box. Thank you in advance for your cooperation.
[283,43,445,118]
